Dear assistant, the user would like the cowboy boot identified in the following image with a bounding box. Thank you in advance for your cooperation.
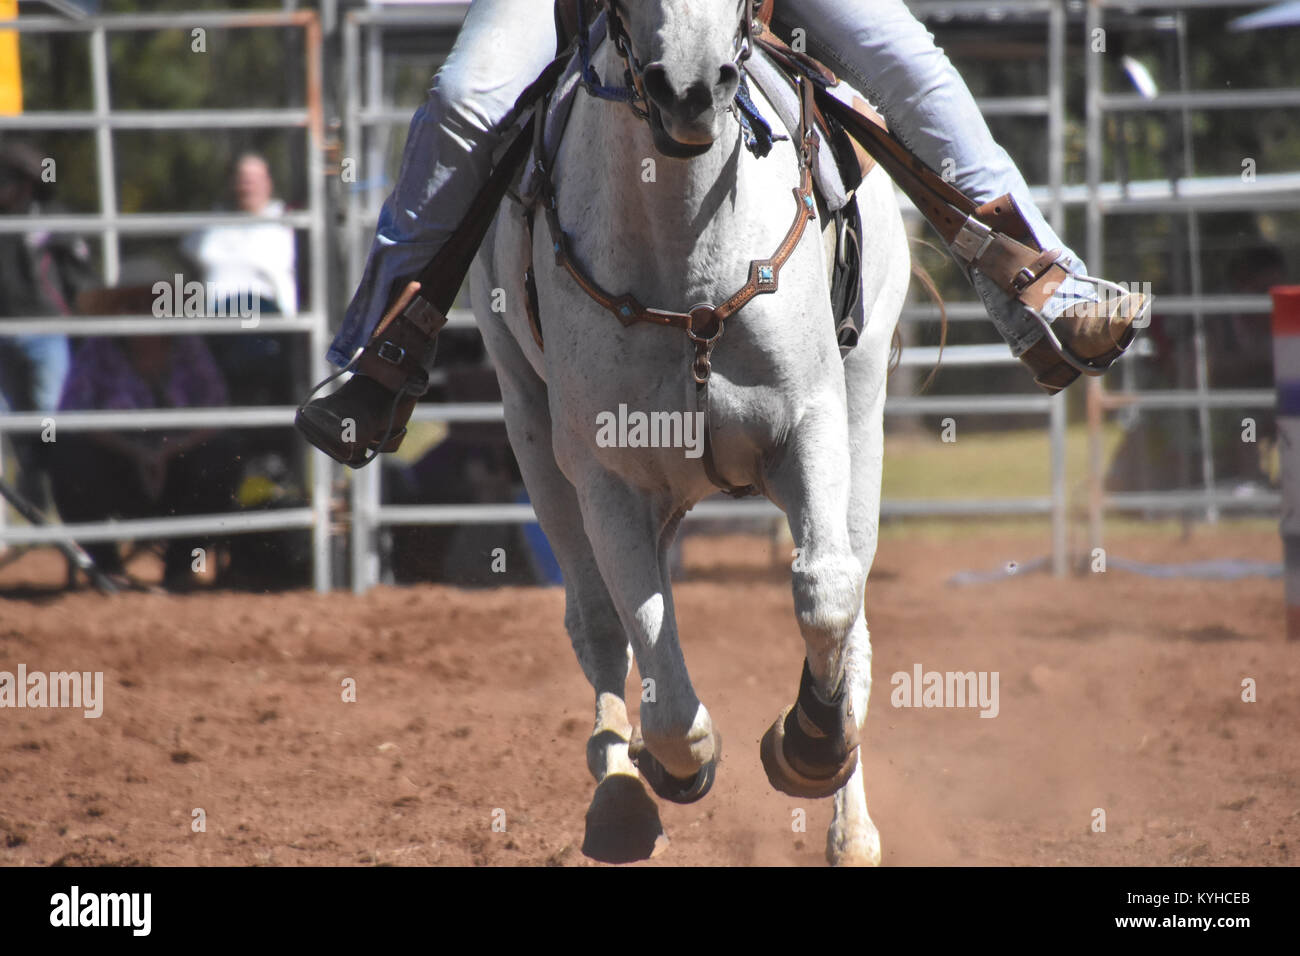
[295,281,443,468]
[1017,284,1150,394]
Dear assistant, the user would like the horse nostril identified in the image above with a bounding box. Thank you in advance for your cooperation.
[642,63,673,108]
[717,62,740,93]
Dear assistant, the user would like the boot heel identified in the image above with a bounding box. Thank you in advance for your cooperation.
[373,427,407,454]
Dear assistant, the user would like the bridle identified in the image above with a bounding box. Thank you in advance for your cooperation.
[578,0,767,154]
[601,0,755,104]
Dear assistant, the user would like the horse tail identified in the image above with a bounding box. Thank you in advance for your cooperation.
[894,237,947,393]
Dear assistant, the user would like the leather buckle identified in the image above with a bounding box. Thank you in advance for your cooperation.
[949,215,994,266]
[1011,266,1036,293]
[376,340,406,365]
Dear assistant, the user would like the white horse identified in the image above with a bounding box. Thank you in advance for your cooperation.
[471,0,910,865]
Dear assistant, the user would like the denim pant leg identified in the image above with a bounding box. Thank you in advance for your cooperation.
[0,333,69,412]
[17,334,70,410]
[329,0,558,367]
[785,0,1093,355]
[0,334,68,506]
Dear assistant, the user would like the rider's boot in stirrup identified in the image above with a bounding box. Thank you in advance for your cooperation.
[1016,278,1150,394]
[295,281,443,468]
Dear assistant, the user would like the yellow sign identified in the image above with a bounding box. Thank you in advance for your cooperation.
[0,0,20,116]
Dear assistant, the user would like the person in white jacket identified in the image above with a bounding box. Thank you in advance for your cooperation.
[183,152,302,411]
[183,153,297,319]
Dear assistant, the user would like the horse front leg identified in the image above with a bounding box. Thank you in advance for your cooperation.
[472,258,666,863]
[761,405,867,805]
[823,250,901,867]
[570,465,721,801]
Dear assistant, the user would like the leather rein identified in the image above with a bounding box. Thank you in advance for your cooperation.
[527,3,820,496]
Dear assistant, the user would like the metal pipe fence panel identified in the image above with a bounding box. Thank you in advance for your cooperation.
[0,11,334,590]
[1083,0,1286,548]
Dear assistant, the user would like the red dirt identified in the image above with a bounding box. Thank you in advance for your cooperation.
[0,524,1293,867]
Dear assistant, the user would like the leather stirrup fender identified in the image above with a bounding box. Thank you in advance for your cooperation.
[808,84,1077,314]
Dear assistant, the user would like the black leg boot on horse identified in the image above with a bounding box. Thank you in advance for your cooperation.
[761,660,860,799]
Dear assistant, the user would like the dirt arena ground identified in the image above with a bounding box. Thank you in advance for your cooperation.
[0,523,1292,867]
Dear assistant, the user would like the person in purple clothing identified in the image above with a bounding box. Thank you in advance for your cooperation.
[48,287,240,589]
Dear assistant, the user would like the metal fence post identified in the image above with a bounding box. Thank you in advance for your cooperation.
[1049,0,1068,577]
[305,13,335,593]
[90,25,119,284]
[1085,0,1106,558]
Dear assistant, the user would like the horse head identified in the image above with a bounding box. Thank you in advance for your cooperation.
[606,0,751,158]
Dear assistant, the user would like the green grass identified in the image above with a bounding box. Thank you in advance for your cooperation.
[881,421,1126,501]
[877,421,1277,542]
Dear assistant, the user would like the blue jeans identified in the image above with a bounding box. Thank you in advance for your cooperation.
[0,333,70,413]
[330,0,1086,367]
[0,333,70,507]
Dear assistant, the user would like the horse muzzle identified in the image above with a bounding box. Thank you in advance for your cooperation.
[647,103,716,159]
[641,59,740,159]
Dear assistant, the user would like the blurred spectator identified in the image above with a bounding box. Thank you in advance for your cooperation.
[182,153,296,317]
[0,140,97,509]
[176,153,311,588]
[181,152,298,408]
[49,286,239,590]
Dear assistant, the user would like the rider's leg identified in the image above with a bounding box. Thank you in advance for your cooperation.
[298,0,557,464]
[786,0,1146,388]
[329,0,557,368]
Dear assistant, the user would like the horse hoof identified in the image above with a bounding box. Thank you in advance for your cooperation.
[582,773,669,864]
[629,728,721,805]
[760,705,859,799]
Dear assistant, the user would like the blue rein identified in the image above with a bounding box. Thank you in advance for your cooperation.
[734,74,785,158]
[575,4,785,159]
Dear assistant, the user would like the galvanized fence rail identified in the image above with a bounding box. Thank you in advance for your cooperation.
[1083,0,1290,549]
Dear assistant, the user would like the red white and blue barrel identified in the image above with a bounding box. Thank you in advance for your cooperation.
[1273,286,1300,641]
